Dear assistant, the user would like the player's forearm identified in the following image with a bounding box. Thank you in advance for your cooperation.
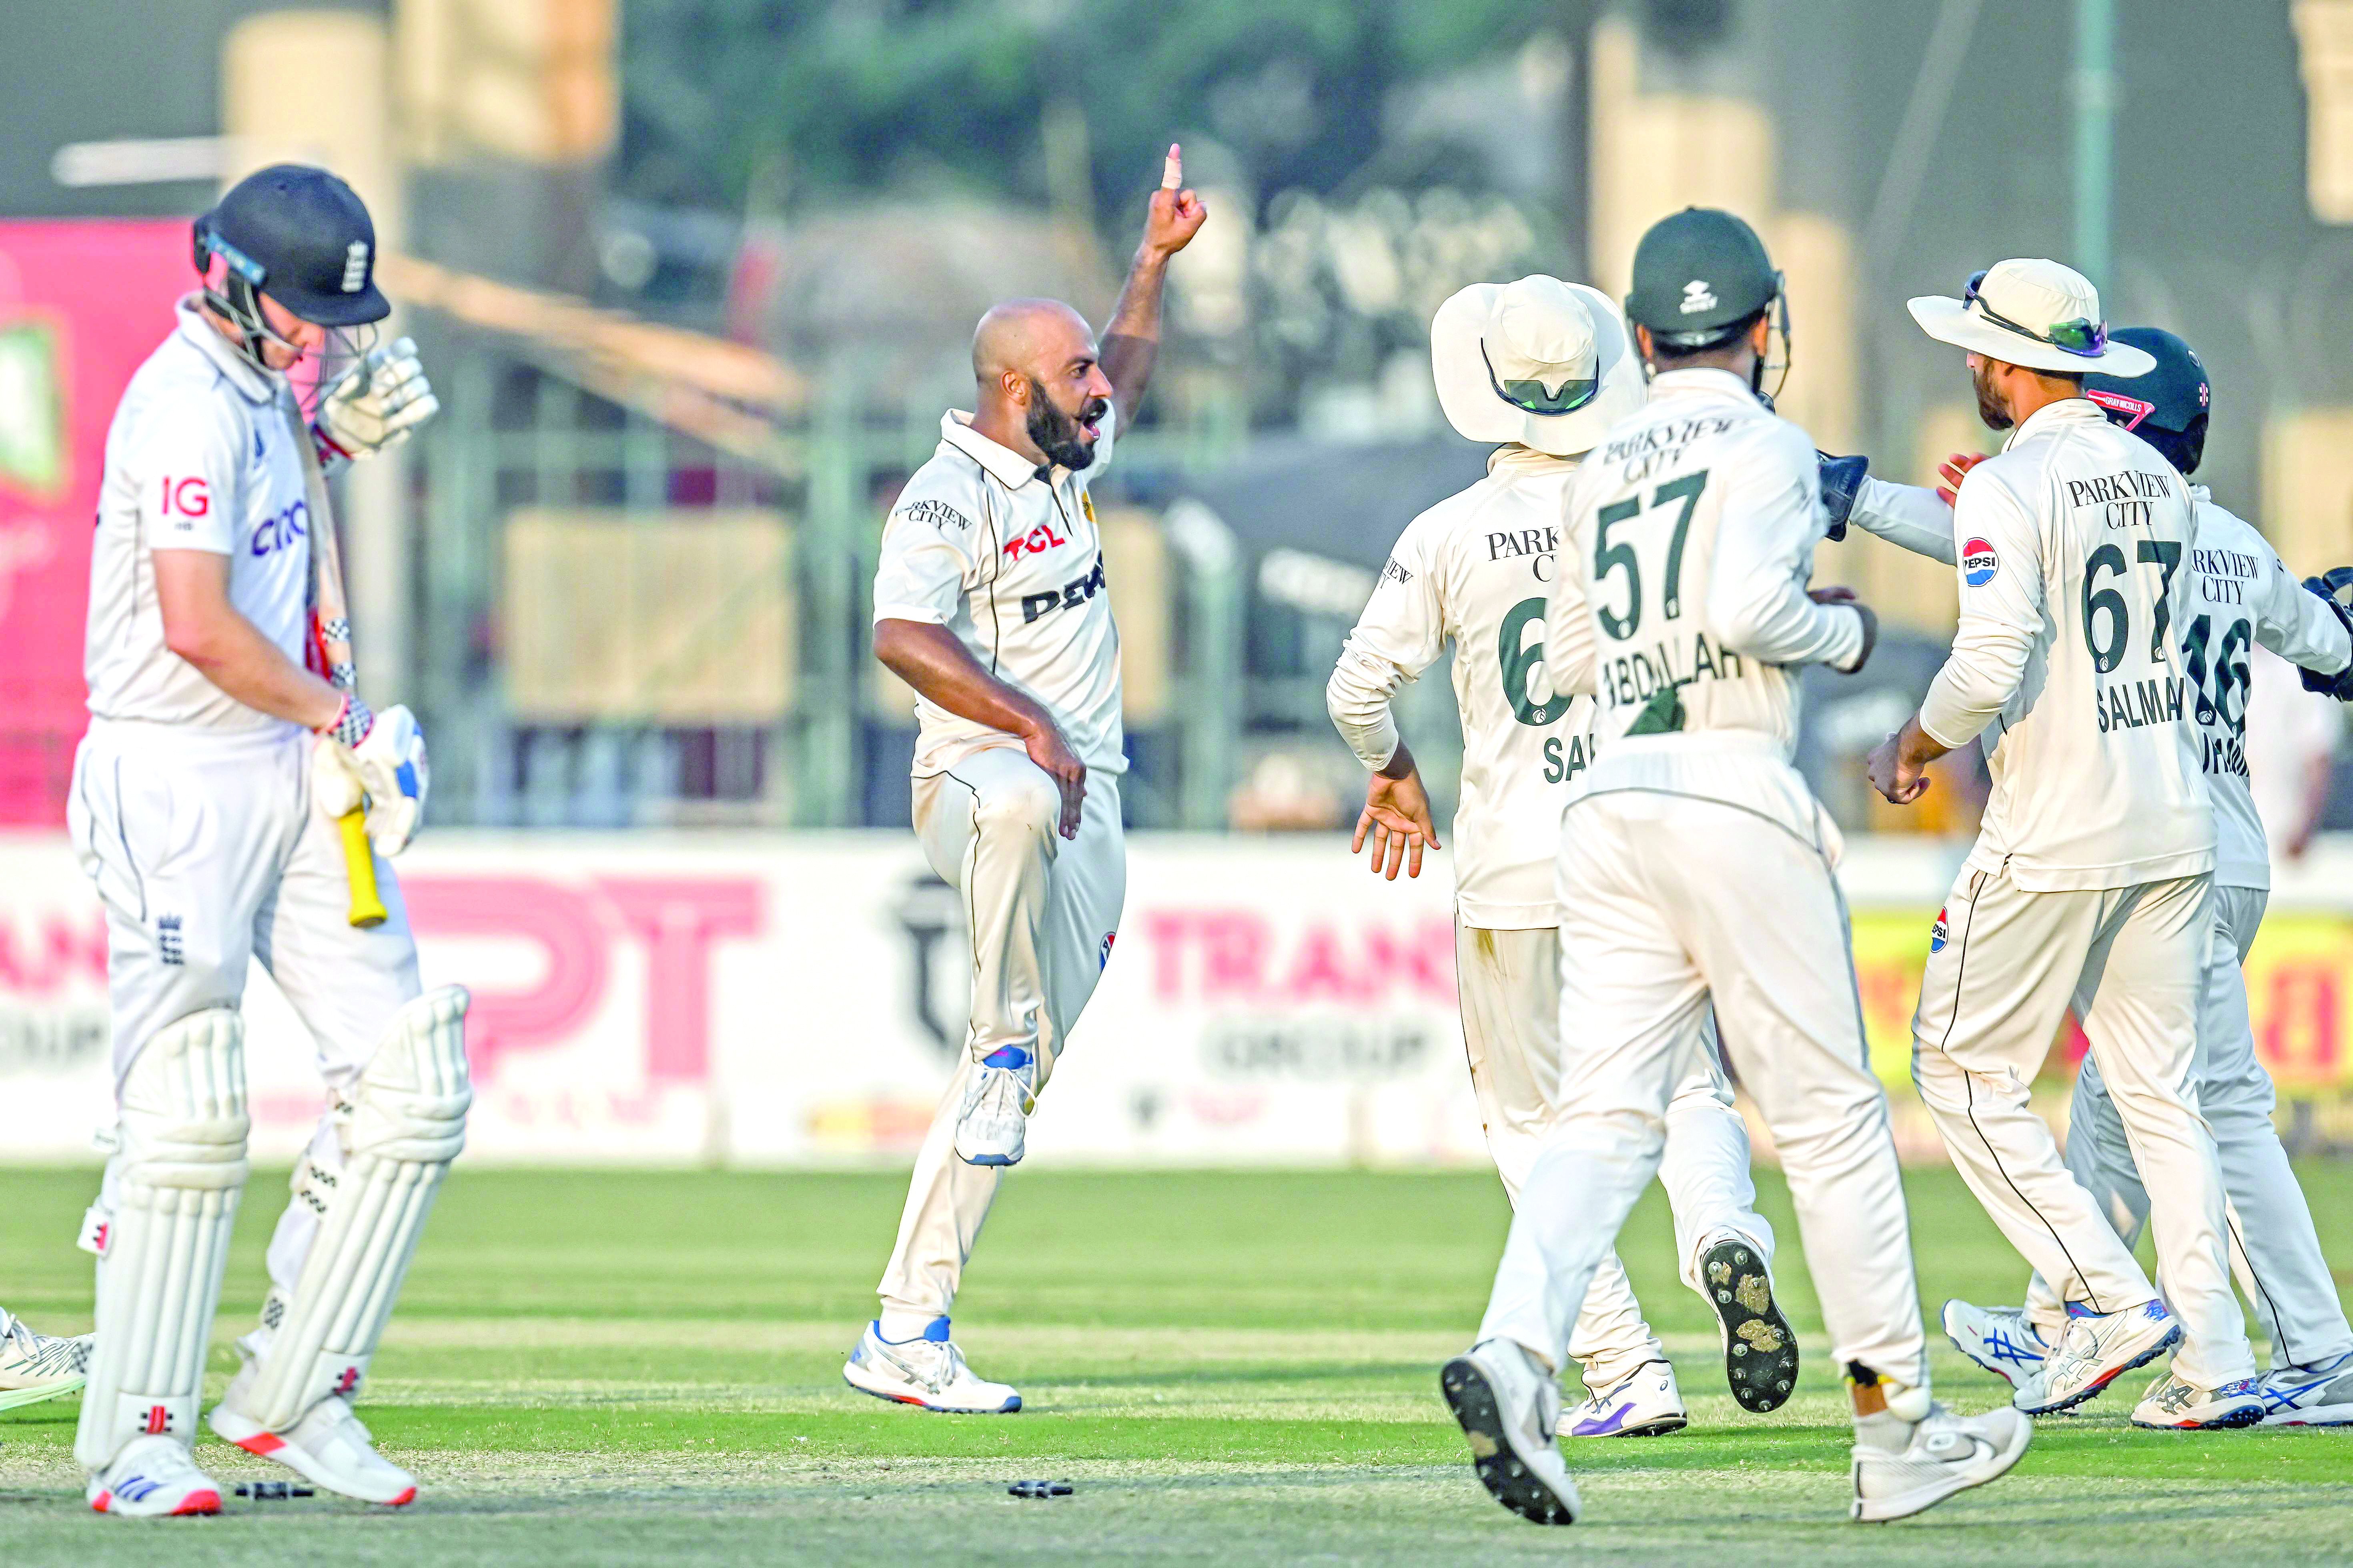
[1711,572,1866,670]
[1850,478,1959,565]
[874,618,1064,746]
[168,613,342,728]
[1098,249,1170,427]
[1917,629,2028,749]
[1327,645,1409,771]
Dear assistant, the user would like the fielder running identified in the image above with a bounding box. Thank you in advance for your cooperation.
[1841,327,2353,1424]
[1442,208,2028,1529]
[69,165,458,1516]
[1325,274,1796,1439]
[842,148,1205,1413]
[1867,262,2264,1429]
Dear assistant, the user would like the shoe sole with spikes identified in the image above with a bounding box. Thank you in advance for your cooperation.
[1702,1240,1800,1414]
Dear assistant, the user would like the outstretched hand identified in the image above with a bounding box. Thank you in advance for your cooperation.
[1351,764,1441,881]
[1142,143,1207,259]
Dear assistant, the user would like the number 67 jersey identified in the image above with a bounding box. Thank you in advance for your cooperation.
[1918,399,2213,891]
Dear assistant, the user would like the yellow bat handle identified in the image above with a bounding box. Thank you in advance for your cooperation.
[338,809,388,928]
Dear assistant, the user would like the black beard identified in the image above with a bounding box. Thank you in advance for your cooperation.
[1972,361,2014,430]
[1026,384,1105,471]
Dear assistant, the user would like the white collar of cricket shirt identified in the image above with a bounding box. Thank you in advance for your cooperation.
[2002,395,2106,452]
[174,292,282,407]
[1645,366,1760,404]
[942,410,1049,490]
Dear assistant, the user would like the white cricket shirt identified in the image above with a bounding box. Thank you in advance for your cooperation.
[2182,493,2349,889]
[1549,368,1866,840]
[1919,399,2213,891]
[1328,445,1600,927]
[873,408,1125,776]
[85,296,312,735]
[1849,477,2353,891]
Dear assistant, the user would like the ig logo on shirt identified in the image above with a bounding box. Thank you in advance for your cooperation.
[1960,538,1998,587]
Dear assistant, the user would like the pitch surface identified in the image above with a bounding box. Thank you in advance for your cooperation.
[1,1166,2347,1565]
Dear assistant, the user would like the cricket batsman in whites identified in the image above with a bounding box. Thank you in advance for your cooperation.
[844,147,1204,1412]
[1327,275,1798,1436]
[68,164,459,1516]
[1439,209,2029,1527]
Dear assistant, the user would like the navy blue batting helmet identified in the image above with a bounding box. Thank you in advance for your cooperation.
[2084,326,2210,475]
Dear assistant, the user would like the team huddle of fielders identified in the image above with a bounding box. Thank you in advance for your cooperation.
[2,145,2346,1524]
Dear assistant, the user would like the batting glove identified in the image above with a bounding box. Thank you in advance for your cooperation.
[315,337,439,461]
[2300,567,2353,701]
[317,702,430,855]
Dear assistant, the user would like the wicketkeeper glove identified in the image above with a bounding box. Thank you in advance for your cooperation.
[315,701,431,855]
[1816,451,1869,541]
[2299,566,2353,701]
[314,337,439,463]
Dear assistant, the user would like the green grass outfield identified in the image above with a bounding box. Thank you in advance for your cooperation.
[1,1164,2348,1566]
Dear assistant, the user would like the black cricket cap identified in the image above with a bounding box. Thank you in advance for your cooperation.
[2085,326,2210,474]
[194,164,388,328]
[1625,207,1780,347]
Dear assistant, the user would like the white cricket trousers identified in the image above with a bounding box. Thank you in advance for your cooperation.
[1479,791,1927,1388]
[2024,885,2351,1369]
[68,719,423,1295]
[1911,865,2255,1387]
[1456,922,1775,1392]
[877,746,1126,1326]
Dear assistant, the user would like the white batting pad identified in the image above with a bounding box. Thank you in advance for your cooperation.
[74,1007,250,1470]
[234,986,471,1432]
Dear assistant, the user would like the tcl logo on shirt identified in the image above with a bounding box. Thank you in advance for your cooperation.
[1003,521,1070,562]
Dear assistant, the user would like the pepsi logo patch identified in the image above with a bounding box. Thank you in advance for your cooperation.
[1961,539,1999,587]
[1099,931,1117,971]
[1930,907,1949,953]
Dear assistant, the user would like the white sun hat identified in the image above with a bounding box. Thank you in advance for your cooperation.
[1907,258,2155,377]
[1431,275,1647,457]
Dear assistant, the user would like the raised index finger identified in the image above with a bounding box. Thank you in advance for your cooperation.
[1162,143,1182,191]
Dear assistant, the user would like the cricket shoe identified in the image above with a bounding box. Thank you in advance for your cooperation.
[1940,1299,2049,1390]
[1850,1402,2032,1522]
[1700,1238,1799,1413]
[953,1047,1038,1166]
[85,1436,222,1518]
[1565,1360,1686,1438]
[0,1307,92,1412]
[209,1356,419,1506]
[2010,1299,2179,1416]
[1440,1339,1580,1526]
[2130,1370,2265,1430]
[843,1318,1021,1413]
[2255,1351,2353,1426]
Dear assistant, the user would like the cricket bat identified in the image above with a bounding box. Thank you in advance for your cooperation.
[289,403,388,929]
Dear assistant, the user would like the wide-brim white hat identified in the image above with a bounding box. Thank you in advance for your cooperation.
[1431,276,1646,457]
[1907,257,2155,377]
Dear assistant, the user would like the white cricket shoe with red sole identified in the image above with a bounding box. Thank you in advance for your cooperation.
[85,1435,222,1518]
[843,1318,1022,1413]
[208,1390,419,1506]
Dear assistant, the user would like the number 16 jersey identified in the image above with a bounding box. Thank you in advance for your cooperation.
[1919,397,2213,891]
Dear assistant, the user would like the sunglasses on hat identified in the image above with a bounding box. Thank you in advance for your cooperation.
[1482,341,1598,416]
[1962,270,2109,357]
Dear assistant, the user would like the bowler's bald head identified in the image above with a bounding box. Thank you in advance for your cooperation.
[973,297,1095,388]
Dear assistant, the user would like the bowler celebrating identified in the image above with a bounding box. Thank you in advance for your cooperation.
[844,147,1204,1413]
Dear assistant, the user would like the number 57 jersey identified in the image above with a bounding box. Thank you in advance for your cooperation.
[1919,399,2213,891]
[1547,368,1868,839]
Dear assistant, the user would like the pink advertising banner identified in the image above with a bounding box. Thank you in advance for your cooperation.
[0,221,192,824]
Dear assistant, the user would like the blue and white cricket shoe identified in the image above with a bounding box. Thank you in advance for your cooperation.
[953,1047,1038,1166]
[1565,1360,1686,1438]
[2010,1299,2180,1416]
[86,1435,221,1518]
[1940,1299,2049,1390]
[2255,1351,2353,1427]
[843,1318,1022,1414]
[2131,1369,2265,1430]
